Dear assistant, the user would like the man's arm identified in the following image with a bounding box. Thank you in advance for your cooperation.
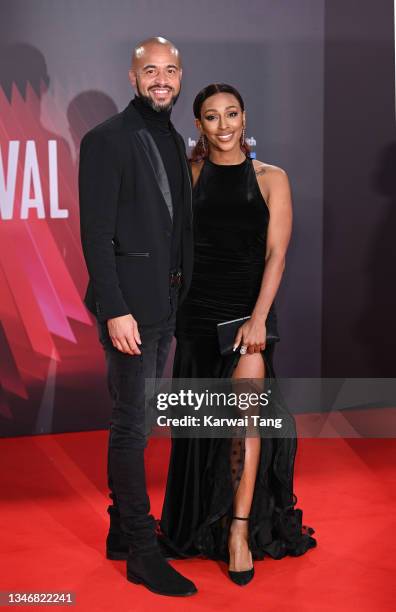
[79,130,130,321]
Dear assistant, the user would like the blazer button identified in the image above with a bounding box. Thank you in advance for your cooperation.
[166,231,171,238]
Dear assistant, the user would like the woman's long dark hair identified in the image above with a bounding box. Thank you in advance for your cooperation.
[191,83,250,162]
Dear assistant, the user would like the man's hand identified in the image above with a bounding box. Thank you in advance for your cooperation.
[107,314,142,355]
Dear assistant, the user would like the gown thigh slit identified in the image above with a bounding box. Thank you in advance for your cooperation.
[159,156,316,562]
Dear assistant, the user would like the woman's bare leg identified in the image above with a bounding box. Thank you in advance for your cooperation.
[228,353,265,571]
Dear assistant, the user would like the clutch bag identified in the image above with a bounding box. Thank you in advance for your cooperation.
[217,314,280,356]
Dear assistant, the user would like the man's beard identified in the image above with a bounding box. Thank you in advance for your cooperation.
[136,80,180,112]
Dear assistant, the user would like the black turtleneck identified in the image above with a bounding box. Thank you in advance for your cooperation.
[132,95,183,272]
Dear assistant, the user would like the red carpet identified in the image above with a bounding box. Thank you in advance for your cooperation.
[0,432,395,611]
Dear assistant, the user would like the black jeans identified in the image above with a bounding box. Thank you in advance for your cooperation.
[97,284,179,554]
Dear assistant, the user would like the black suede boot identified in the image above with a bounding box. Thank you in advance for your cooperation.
[106,442,187,587]
[127,548,197,596]
[106,510,178,561]
[106,506,129,560]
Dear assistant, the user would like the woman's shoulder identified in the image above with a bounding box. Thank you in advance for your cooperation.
[252,159,291,207]
[252,159,288,180]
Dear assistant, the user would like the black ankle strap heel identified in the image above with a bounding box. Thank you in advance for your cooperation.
[228,516,254,586]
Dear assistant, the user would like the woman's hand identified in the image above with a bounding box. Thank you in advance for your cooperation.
[233,315,266,354]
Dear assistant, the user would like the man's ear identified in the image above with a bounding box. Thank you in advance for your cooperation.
[128,69,137,88]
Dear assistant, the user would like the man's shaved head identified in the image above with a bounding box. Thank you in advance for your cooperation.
[128,36,182,112]
[131,36,181,69]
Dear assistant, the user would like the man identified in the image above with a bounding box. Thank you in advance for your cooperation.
[78,37,196,597]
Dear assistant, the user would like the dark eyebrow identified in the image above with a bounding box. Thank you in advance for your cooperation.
[204,105,239,113]
[142,63,178,70]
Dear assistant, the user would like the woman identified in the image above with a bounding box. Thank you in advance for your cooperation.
[159,83,316,585]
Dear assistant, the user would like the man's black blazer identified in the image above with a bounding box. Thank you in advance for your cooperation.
[79,100,193,325]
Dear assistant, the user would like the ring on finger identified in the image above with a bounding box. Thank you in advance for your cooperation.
[240,345,248,355]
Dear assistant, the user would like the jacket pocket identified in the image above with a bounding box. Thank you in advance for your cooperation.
[115,251,150,257]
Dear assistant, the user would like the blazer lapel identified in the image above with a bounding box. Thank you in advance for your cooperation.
[135,128,173,222]
[169,124,193,228]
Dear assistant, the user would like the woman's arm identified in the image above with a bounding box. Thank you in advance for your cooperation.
[233,162,293,353]
[252,162,292,321]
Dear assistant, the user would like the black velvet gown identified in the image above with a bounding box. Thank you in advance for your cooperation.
[159,156,316,562]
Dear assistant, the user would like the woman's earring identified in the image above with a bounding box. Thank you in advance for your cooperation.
[199,134,207,154]
[241,125,246,145]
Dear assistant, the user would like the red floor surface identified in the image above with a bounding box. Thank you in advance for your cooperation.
[0,432,395,611]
